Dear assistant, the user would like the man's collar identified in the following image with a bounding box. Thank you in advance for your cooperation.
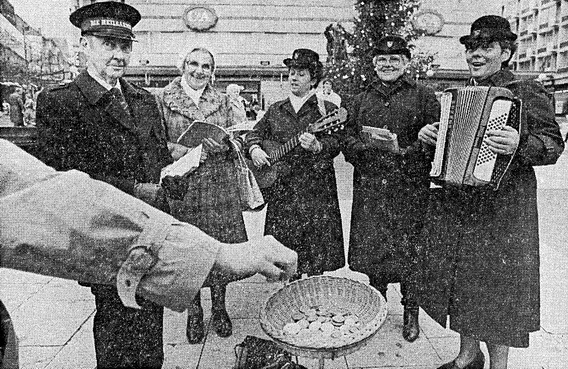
[75,71,111,104]
[87,67,120,91]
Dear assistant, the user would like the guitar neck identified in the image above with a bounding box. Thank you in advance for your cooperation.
[269,133,302,164]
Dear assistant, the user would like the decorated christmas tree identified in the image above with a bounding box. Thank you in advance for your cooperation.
[324,0,436,97]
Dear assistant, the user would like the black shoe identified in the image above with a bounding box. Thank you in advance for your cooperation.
[186,310,204,344]
[402,306,420,342]
[437,350,485,369]
[211,308,232,337]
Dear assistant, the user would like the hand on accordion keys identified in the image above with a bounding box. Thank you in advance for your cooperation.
[483,125,520,156]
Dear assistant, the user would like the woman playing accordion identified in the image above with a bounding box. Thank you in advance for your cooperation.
[418,15,564,369]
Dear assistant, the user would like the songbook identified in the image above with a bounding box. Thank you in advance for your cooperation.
[177,121,230,148]
[160,144,202,181]
[361,125,400,153]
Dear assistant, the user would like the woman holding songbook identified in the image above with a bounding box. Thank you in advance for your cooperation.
[418,16,565,369]
[245,49,345,280]
[156,47,247,344]
[341,35,440,343]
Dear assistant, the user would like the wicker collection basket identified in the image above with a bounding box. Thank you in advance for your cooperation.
[260,276,387,360]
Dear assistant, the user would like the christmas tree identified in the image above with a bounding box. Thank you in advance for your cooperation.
[324,0,435,97]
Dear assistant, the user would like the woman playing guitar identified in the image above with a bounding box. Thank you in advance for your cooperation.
[245,49,345,280]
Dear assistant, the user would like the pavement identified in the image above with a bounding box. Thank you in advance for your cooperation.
[1,120,568,369]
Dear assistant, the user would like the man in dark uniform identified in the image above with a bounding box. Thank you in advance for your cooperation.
[341,36,440,343]
[36,2,172,368]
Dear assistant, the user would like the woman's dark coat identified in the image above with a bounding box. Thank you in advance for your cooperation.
[246,95,345,275]
[342,76,440,286]
[419,69,565,347]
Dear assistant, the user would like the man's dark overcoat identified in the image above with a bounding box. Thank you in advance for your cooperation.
[342,77,440,289]
[35,70,172,368]
[419,69,565,347]
[246,95,345,275]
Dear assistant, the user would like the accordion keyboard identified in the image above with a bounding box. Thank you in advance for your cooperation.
[473,99,512,181]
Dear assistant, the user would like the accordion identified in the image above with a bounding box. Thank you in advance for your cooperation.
[430,86,522,189]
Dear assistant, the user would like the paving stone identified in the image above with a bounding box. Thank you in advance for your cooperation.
[297,356,348,368]
[225,281,282,319]
[0,269,53,285]
[551,333,568,349]
[163,343,202,369]
[12,297,94,346]
[507,330,568,369]
[0,282,43,311]
[346,315,440,368]
[18,345,61,369]
[199,318,269,369]
[45,316,96,369]
[164,307,212,345]
[419,311,459,339]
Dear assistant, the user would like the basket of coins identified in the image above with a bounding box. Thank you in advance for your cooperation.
[260,276,387,363]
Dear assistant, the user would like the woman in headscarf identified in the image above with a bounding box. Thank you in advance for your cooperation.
[157,47,246,344]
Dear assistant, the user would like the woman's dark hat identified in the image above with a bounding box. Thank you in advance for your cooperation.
[283,49,322,70]
[370,36,411,60]
[459,15,517,45]
[70,1,141,41]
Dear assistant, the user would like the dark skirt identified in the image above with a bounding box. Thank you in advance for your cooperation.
[263,167,345,276]
[168,154,247,286]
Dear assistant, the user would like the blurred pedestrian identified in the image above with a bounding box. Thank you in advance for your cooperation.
[226,83,248,123]
[7,87,24,127]
[317,78,341,107]
[23,93,35,126]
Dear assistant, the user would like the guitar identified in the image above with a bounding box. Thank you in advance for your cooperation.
[249,107,348,188]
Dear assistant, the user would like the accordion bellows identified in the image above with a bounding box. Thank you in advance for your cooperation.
[430,86,522,189]
[260,276,387,359]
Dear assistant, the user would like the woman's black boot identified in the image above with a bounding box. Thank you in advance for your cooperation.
[211,284,232,337]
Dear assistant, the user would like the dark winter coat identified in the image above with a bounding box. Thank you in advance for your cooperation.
[245,94,345,275]
[36,71,172,196]
[35,70,172,367]
[419,69,565,347]
[342,76,440,286]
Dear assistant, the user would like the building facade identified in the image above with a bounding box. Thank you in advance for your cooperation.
[69,0,542,105]
[1,0,71,87]
[502,0,568,112]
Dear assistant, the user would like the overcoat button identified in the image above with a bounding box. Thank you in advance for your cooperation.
[382,179,388,185]
[384,102,390,107]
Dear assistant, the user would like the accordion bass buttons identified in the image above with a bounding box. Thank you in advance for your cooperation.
[384,101,390,107]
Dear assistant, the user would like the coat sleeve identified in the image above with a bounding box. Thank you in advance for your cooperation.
[340,93,368,166]
[511,80,564,166]
[244,106,273,157]
[313,100,341,161]
[0,139,220,312]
